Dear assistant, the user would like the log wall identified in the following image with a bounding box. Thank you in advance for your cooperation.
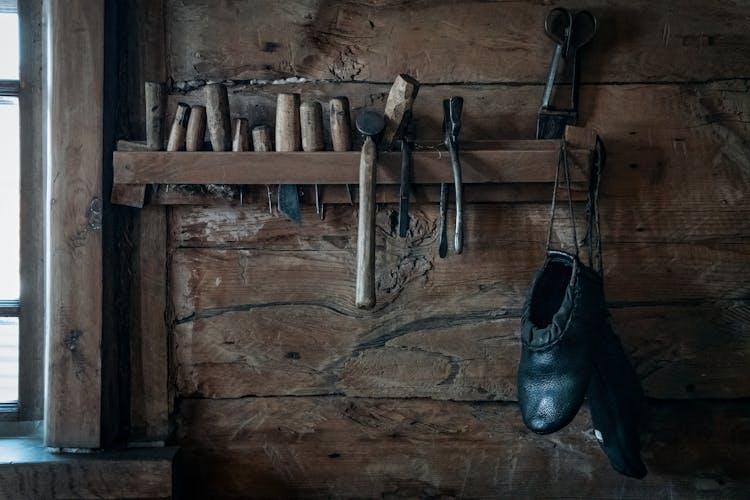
[130,0,750,497]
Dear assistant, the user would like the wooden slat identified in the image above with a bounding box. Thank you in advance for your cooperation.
[45,0,103,449]
[164,0,750,83]
[175,397,750,498]
[113,147,590,186]
[129,206,169,442]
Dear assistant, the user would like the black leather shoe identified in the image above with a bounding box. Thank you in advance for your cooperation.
[588,318,648,478]
[518,250,605,434]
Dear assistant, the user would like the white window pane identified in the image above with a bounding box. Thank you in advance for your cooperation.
[0,97,18,300]
[0,13,18,79]
[0,317,18,403]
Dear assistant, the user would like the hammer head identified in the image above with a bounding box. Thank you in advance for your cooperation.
[355,111,385,139]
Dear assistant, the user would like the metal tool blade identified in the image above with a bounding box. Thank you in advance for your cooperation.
[278,185,301,224]
[439,183,448,258]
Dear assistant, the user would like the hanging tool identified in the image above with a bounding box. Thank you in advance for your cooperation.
[536,8,597,139]
[443,96,464,255]
[330,97,356,205]
[275,93,302,223]
[438,183,449,258]
[251,125,274,214]
[381,74,420,151]
[398,112,415,238]
[354,111,384,309]
[300,100,326,219]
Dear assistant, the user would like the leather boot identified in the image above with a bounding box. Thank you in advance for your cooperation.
[588,317,648,478]
[518,250,605,434]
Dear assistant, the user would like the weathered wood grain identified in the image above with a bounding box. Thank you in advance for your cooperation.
[46,0,103,449]
[130,206,169,442]
[0,442,176,499]
[173,300,750,401]
[175,397,750,499]
[113,148,590,185]
[165,0,750,83]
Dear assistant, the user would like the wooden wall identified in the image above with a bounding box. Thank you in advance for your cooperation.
[128,0,750,497]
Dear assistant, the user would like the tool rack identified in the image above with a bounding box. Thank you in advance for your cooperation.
[111,128,597,208]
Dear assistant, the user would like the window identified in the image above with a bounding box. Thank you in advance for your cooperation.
[0,10,19,408]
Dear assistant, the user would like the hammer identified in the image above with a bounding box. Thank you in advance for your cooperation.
[354,74,420,309]
[354,111,384,309]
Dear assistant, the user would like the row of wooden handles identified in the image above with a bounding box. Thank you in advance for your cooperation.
[144,82,355,155]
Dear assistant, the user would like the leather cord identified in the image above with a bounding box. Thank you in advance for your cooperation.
[546,140,580,256]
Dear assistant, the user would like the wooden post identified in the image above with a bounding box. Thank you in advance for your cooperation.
[205,83,232,151]
[46,0,104,449]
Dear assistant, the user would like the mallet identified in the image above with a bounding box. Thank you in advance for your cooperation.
[354,111,384,309]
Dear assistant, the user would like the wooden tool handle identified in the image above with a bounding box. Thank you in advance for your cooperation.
[275,93,301,152]
[300,101,324,152]
[356,136,377,308]
[330,97,352,152]
[166,102,190,151]
[382,74,420,150]
[185,105,206,151]
[232,118,249,152]
[205,83,232,151]
[145,81,166,151]
[251,125,273,152]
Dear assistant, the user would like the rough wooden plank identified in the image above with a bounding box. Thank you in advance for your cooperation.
[170,203,749,316]
[0,440,175,499]
[173,300,750,401]
[130,206,169,442]
[175,397,750,499]
[165,0,750,83]
[46,0,103,449]
[113,147,590,185]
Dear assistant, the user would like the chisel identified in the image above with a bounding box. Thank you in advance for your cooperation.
[275,93,302,223]
[300,100,325,219]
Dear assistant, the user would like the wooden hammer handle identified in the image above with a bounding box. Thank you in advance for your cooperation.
[355,136,377,308]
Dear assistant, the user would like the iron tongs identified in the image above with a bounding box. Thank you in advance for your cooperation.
[443,96,464,255]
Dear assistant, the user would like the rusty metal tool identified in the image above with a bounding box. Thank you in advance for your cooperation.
[443,96,464,255]
[398,112,415,238]
[537,8,597,139]
[354,111,384,309]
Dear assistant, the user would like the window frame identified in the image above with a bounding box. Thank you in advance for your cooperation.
[0,0,45,425]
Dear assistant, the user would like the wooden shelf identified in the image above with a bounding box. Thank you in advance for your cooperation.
[112,139,593,207]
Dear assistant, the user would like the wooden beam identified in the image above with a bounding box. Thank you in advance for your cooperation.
[45,0,104,448]
[130,205,169,443]
[113,146,590,186]
[0,441,176,499]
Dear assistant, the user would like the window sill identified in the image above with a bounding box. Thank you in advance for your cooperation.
[0,437,177,499]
